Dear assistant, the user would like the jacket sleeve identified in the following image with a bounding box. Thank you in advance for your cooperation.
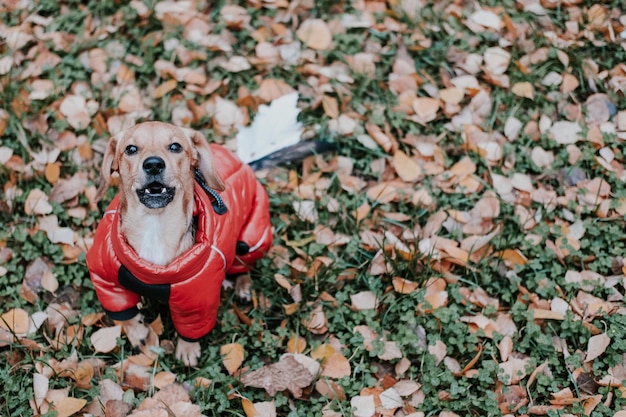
[86,208,141,319]
[168,251,226,341]
[227,180,273,275]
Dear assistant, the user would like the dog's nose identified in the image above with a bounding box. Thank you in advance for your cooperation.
[143,156,165,175]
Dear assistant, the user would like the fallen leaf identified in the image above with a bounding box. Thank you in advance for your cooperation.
[221,342,245,375]
[24,189,53,215]
[350,395,375,417]
[393,150,422,182]
[511,82,534,99]
[90,325,121,353]
[296,19,333,50]
[0,308,29,334]
[585,333,610,362]
[51,397,87,417]
[240,354,316,398]
[350,291,378,310]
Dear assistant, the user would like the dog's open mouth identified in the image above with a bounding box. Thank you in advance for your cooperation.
[136,181,175,209]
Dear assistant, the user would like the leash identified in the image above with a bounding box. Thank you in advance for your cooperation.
[194,168,228,215]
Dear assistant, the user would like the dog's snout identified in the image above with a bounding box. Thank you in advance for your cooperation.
[143,156,165,175]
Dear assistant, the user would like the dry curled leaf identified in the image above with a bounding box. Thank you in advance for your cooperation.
[240,354,316,398]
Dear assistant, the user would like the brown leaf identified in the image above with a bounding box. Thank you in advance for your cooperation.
[296,19,333,50]
[256,79,296,103]
[153,371,176,389]
[321,95,339,119]
[240,354,316,398]
[350,291,378,310]
[585,333,610,362]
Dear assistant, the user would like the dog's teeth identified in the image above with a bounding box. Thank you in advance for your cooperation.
[161,188,166,193]
[145,189,150,194]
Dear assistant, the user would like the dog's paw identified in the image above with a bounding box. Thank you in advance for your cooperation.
[175,338,201,367]
[234,273,253,302]
[119,314,150,347]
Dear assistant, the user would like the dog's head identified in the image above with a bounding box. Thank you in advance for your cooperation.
[96,122,225,209]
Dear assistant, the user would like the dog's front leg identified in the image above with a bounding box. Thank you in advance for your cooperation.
[117,314,156,355]
[176,338,201,367]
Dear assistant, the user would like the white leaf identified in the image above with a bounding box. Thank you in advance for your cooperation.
[237,92,302,163]
[91,325,121,353]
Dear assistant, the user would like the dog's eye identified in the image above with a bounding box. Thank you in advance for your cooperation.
[168,142,183,153]
[125,145,138,155]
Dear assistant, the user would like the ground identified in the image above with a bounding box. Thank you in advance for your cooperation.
[1,1,626,416]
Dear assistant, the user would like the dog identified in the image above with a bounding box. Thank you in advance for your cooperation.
[86,121,272,366]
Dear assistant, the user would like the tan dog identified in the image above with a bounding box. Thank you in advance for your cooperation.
[88,122,272,366]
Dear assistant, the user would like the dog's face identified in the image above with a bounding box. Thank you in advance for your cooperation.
[96,122,225,209]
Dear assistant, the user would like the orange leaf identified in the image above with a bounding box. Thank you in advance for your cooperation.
[153,79,178,99]
[287,334,307,354]
[45,163,60,184]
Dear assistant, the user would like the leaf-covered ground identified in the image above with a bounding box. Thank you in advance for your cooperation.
[1,0,626,416]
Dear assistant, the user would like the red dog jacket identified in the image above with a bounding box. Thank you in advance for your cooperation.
[86,145,272,341]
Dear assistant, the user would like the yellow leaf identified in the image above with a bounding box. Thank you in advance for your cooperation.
[296,19,332,50]
[393,150,422,182]
[512,82,534,100]
[241,397,257,417]
[221,342,245,375]
[0,308,29,334]
[311,343,336,361]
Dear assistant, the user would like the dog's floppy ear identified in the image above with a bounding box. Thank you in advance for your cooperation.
[183,128,225,191]
[95,135,120,202]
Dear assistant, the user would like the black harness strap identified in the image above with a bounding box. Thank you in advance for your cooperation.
[194,168,228,215]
